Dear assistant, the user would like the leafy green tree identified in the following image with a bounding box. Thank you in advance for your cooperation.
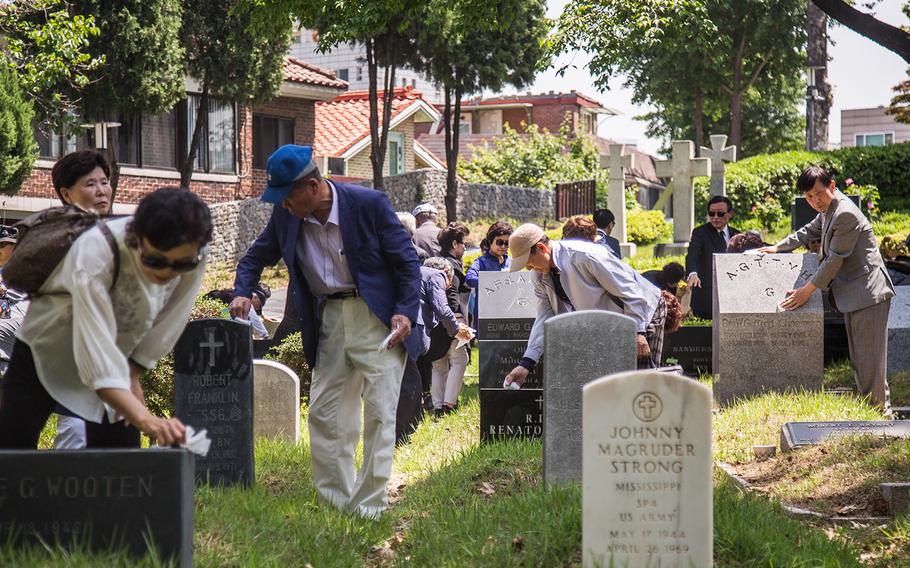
[550,0,805,156]
[888,68,910,124]
[459,122,601,191]
[407,0,549,221]
[68,0,185,190]
[0,0,102,128]
[246,0,421,190]
[0,58,39,195]
[179,0,293,187]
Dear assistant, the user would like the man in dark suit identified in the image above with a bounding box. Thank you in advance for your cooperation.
[231,145,421,518]
[685,195,740,319]
[593,208,622,258]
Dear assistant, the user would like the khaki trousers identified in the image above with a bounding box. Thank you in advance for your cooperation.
[844,298,891,412]
[308,297,406,517]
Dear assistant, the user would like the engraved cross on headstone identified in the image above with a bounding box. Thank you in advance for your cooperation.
[700,134,737,198]
[655,140,711,243]
[200,331,225,368]
[600,143,635,245]
[637,394,659,420]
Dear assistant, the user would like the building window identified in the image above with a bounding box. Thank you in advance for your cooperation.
[327,157,346,175]
[855,132,894,147]
[34,123,78,159]
[182,94,237,174]
[141,110,178,168]
[337,68,349,81]
[253,115,294,169]
[387,132,404,175]
[356,67,363,81]
[411,79,416,88]
[401,77,407,87]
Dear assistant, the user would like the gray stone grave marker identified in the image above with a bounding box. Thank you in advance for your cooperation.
[887,287,910,375]
[699,134,737,198]
[543,310,636,486]
[654,140,711,245]
[477,271,542,442]
[174,318,255,486]
[583,370,712,568]
[601,143,637,257]
[253,359,300,443]
[713,253,824,405]
[781,420,910,452]
[0,449,194,567]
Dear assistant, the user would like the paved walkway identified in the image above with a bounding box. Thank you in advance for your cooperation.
[263,288,287,321]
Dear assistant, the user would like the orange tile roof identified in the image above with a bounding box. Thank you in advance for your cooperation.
[315,86,429,157]
[282,57,348,90]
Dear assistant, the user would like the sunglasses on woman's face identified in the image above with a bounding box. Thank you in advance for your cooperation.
[139,248,201,273]
[494,238,509,247]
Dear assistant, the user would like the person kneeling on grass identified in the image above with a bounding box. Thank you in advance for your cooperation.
[0,188,212,449]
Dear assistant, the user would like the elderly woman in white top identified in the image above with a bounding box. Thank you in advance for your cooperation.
[0,188,211,448]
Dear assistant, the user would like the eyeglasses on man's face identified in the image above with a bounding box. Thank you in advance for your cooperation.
[707,210,729,218]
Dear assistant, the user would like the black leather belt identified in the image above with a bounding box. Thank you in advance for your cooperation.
[326,289,359,300]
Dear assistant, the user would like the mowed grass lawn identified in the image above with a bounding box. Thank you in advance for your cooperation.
[3,355,879,567]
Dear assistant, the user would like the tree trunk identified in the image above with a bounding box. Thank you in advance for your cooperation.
[366,40,383,190]
[807,2,832,150]
[443,86,461,223]
[811,0,910,63]
[179,85,208,189]
[729,35,744,147]
[693,86,704,151]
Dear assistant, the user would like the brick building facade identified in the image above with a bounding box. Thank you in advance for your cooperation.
[15,58,346,218]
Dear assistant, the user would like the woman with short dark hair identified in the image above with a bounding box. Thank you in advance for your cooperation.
[0,188,212,449]
[465,220,513,324]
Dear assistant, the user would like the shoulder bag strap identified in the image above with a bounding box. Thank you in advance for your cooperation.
[96,220,121,290]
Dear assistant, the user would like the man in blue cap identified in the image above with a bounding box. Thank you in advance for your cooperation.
[231,145,421,518]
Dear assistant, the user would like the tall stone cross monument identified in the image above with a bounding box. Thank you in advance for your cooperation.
[700,134,737,198]
[655,140,711,245]
[600,143,636,257]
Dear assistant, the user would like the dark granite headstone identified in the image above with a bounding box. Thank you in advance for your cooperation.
[477,271,543,443]
[780,420,910,452]
[479,341,542,389]
[0,449,193,567]
[663,325,712,376]
[791,194,861,231]
[480,388,543,441]
[174,318,254,486]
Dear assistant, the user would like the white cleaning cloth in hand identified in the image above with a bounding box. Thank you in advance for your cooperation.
[183,425,212,457]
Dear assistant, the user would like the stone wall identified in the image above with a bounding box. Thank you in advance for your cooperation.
[207,169,554,265]
[374,169,554,221]
[207,198,273,265]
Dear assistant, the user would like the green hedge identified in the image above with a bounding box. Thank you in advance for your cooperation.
[693,143,910,228]
[627,208,673,244]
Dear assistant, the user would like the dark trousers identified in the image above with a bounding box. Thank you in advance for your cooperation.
[0,340,140,449]
[395,356,423,445]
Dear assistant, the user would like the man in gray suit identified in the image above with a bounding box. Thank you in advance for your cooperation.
[502,223,666,387]
[759,166,894,411]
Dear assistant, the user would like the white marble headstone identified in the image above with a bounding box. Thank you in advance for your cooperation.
[253,359,300,443]
[583,370,712,568]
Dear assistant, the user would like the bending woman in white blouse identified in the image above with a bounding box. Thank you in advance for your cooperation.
[0,188,212,449]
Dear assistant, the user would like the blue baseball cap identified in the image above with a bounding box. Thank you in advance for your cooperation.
[261,145,318,204]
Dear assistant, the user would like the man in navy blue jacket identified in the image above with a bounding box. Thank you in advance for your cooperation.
[231,145,420,518]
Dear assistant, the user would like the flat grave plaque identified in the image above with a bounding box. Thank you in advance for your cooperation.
[480,388,543,441]
[0,449,193,567]
[781,420,910,452]
[174,318,255,486]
